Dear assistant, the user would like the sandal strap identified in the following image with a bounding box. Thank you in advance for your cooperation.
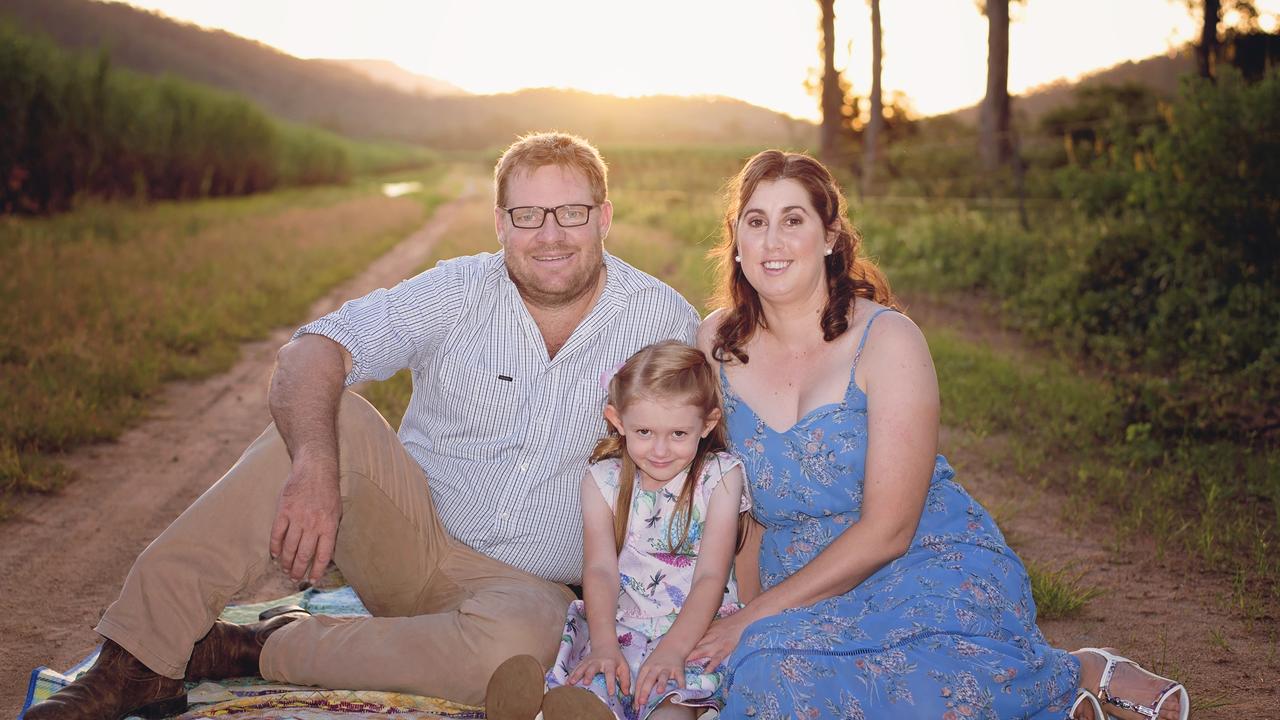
[1100,693,1158,719]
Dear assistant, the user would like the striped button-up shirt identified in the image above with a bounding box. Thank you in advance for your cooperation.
[295,251,700,583]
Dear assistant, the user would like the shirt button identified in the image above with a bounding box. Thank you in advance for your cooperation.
[498,512,510,520]
[520,463,528,472]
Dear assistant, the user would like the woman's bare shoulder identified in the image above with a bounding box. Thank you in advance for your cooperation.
[863,307,929,358]
[856,307,935,395]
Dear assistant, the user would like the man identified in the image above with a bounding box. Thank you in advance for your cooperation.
[26,132,699,718]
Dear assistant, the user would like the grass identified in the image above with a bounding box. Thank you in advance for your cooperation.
[1025,560,1105,620]
[857,199,1280,613]
[0,164,449,512]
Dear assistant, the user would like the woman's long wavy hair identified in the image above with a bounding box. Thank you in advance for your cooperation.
[589,341,730,555]
[711,150,899,364]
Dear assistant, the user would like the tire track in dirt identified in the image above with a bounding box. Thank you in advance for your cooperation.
[0,179,485,714]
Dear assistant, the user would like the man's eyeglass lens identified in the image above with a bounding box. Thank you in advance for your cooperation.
[507,204,593,228]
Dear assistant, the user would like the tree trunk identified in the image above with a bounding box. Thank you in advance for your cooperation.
[818,0,842,165]
[1198,0,1222,79]
[861,0,884,198]
[979,0,1012,171]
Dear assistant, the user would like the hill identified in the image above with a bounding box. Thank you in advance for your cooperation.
[319,59,471,97]
[0,0,813,148]
[943,51,1196,126]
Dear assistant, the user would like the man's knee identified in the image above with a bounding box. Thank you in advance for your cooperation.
[468,590,570,673]
[336,390,393,434]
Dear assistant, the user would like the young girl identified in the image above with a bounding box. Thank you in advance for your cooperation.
[486,340,749,720]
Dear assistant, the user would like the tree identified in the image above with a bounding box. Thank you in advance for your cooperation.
[818,0,843,165]
[1183,0,1261,79]
[978,0,1013,170]
[860,0,884,197]
[1199,0,1223,77]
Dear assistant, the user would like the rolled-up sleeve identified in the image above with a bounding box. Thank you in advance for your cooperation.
[293,260,467,386]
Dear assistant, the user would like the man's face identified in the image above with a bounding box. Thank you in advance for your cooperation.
[495,165,613,309]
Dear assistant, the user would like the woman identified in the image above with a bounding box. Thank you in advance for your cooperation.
[688,150,1187,720]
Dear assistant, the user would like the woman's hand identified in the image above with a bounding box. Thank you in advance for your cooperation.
[632,643,686,710]
[567,645,631,698]
[686,610,753,674]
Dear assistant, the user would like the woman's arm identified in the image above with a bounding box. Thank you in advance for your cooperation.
[733,515,764,604]
[568,471,632,696]
[690,314,939,666]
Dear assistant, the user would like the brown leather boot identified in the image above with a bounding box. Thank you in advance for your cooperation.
[184,607,310,681]
[22,640,186,720]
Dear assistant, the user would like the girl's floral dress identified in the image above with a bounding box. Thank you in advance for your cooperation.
[718,308,1081,719]
[545,451,750,720]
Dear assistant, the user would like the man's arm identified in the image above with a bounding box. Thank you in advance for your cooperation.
[267,334,352,583]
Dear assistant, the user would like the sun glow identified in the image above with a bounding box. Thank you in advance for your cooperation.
[122,0,1278,120]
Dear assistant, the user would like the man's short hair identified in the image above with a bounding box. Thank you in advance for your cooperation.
[494,132,608,207]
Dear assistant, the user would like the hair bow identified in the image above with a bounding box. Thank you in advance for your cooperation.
[599,360,626,393]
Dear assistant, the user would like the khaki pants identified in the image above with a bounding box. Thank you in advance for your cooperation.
[96,391,575,705]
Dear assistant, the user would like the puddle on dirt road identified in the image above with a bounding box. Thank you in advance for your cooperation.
[381,181,423,198]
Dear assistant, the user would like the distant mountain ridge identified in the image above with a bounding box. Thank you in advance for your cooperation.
[318,59,471,98]
[0,0,814,148]
[942,52,1196,126]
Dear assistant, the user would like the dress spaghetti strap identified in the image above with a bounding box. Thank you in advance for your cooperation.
[851,307,897,372]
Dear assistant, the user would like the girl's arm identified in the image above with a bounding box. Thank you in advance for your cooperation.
[567,470,632,697]
[633,464,745,706]
[690,313,938,668]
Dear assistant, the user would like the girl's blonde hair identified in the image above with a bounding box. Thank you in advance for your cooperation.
[590,340,729,554]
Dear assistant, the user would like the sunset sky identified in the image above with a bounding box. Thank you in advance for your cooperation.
[121,0,1280,120]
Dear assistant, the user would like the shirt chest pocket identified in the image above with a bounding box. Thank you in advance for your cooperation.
[432,358,530,461]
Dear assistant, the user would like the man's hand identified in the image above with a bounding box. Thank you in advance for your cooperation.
[269,450,342,583]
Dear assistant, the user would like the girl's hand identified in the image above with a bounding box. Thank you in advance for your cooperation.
[567,646,631,698]
[632,644,686,710]
[686,610,753,673]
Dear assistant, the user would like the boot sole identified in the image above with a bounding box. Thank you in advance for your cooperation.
[543,685,614,720]
[131,694,188,719]
[485,654,546,720]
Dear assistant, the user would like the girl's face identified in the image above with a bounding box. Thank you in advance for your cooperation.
[604,396,721,486]
[735,178,835,306]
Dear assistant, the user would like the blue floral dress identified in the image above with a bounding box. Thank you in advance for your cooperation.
[718,308,1080,719]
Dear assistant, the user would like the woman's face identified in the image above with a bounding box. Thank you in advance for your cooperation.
[735,178,835,307]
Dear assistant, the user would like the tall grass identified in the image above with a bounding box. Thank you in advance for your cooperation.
[0,167,447,507]
[0,23,435,214]
[861,209,1280,608]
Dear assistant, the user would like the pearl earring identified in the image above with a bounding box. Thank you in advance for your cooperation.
[734,254,742,262]
[824,247,833,256]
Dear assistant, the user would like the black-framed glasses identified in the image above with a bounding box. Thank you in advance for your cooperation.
[501,204,596,229]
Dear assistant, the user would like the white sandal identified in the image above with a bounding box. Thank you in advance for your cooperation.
[1071,688,1105,719]
[1078,647,1189,720]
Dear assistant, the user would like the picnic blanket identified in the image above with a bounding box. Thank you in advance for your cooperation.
[22,587,485,719]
